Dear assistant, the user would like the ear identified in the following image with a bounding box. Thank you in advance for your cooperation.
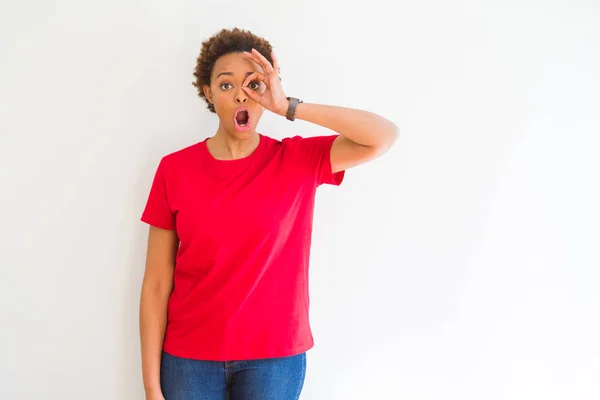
[203,84,213,104]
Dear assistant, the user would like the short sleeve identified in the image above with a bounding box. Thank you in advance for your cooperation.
[140,157,176,230]
[286,134,345,187]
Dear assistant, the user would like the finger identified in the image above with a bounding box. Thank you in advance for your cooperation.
[241,86,261,102]
[251,48,274,73]
[244,51,264,69]
[242,71,266,88]
[242,50,260,64]
[271,51,280,74]
[242,51,271,75]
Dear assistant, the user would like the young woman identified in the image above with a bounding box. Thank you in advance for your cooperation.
[139,27,399,400]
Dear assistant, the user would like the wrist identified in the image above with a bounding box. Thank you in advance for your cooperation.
[283,97,303,121]
[145,386,162,394]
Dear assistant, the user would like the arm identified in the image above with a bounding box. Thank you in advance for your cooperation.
[139,226,178,399]
[293,103,400,173]
[239,49,400,173]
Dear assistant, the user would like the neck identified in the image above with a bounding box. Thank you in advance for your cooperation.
[208,129,260,160]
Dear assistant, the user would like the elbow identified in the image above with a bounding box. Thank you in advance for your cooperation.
[389,124,400,147]
[141,277,173,300]
[377,123,400,154]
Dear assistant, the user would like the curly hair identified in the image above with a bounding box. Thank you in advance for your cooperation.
[192,28,274,113]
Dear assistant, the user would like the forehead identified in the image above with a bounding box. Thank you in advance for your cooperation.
[212,52,263,79]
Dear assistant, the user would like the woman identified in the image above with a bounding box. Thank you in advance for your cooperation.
[139,27,399,400]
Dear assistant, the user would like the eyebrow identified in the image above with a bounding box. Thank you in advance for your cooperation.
[216,71,255,79]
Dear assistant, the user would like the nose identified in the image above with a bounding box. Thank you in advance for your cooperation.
[235,88,248,104]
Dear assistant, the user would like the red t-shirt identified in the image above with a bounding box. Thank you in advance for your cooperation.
[140,133,345,361]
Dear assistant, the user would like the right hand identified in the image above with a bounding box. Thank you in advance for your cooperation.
[145,390,165,400]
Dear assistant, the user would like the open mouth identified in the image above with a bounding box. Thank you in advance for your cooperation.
[234,108,251,131]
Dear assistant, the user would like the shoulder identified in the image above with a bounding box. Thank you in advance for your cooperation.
[266,135,323,159]
[279,134,340,158]
[279,134,338,149]
[162,141,201,162]
[157,141,203,171]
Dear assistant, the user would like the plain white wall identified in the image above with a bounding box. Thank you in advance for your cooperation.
[1,0,599,399]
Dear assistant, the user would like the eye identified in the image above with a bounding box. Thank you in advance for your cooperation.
[248,81,260,90]
[220,82,232,90]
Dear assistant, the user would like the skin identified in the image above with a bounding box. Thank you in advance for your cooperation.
[140,227,177,400]
[202,52,268,160]
[140,48,400,399]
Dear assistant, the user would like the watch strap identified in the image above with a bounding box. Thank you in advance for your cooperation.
[286,97,303,121]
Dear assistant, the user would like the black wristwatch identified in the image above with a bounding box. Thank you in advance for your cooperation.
[286,97,303,121]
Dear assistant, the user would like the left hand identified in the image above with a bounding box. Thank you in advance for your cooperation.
[241,49,289,117]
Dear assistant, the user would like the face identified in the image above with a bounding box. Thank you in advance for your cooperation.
[203,52,266,139]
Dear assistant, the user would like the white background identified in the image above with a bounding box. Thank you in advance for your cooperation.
[1,0,599,399]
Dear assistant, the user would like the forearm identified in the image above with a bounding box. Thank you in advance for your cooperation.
[292,102,399,148]
[139,287,169,394]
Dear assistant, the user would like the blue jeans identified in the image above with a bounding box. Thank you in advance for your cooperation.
[160,350,307,400]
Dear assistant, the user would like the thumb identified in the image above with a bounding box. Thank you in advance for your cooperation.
[242,86,260,103]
